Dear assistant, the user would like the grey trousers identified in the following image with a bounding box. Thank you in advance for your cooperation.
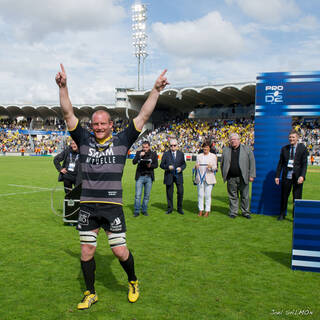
[227,176,250,216]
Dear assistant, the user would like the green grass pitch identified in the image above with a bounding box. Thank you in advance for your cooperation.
[1,156,320,320]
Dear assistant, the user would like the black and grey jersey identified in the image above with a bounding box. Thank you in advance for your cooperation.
[70,120,140,205]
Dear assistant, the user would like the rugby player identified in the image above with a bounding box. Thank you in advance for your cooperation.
[56,64,169,309]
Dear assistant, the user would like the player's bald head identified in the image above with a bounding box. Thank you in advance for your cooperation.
[91,110,111,123]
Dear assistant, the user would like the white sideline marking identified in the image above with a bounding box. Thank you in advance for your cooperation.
[8,184,53,191]
[0,184,64,197]
[0,190,51,197]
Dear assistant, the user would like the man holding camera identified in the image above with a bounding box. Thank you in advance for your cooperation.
[53,139,81,193]
[132,141,158,217]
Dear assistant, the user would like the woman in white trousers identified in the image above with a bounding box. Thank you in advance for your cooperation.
[195,141,218,217]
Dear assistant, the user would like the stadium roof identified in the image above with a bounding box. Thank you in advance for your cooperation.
[0,81,256,120]
[0,104,121,120]
[124,81,256,116]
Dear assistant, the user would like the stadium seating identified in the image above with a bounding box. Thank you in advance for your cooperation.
[1,117,319,156]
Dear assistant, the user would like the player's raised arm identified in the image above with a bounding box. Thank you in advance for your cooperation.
[55,63,78,130]
[134,69,169,131]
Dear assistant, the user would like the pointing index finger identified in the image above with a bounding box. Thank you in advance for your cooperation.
[160,69,167,77]
[60,63,66,74]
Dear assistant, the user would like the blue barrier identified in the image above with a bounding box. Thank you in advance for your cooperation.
[252,71,320,215]
[0,128,67,135]
[292,200,320,273]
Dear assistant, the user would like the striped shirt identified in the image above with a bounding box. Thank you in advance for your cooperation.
[70,120,140,205]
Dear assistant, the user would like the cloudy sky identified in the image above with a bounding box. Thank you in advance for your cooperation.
[0,0,319,105]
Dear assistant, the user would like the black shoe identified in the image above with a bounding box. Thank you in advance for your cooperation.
[133,213,139,217]
[142,212,149,216]
[177,209,184,215]
[165,210,172,214]
[277,215,285,221]
[242,214,251,219]
[229,214,237,219]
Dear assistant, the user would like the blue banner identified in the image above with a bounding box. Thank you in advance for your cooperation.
[0,128,67,135]
[255,71,320,117]
[292,200,320,273]
[252,71,320,215]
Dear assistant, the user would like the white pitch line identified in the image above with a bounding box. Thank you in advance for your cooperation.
[8,184,53,191]
[0,184,64,197]
[0,190,52,197]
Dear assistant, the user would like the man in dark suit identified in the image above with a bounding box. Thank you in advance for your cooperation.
[275,130,308,220]
[132,141,158,217]
[160,138,186,214]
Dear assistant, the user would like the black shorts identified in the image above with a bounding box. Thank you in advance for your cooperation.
[77,203,126,233]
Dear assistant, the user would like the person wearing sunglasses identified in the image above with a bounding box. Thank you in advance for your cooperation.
[160,138,186,215]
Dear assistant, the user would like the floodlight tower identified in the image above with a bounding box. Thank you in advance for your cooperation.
[132,2,148,90]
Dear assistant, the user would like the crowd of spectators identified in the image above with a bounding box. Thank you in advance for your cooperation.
[1,117,319,158]
[0,118,30,130]
[1,118,66,154]
[131,118,255,154]
[1,129,64,155]
[0,117,129,155]
[293,119,320,156]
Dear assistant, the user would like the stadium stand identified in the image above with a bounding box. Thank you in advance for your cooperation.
[1,116,319,158]
[293,119,320,156]
[131,118,255,154]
